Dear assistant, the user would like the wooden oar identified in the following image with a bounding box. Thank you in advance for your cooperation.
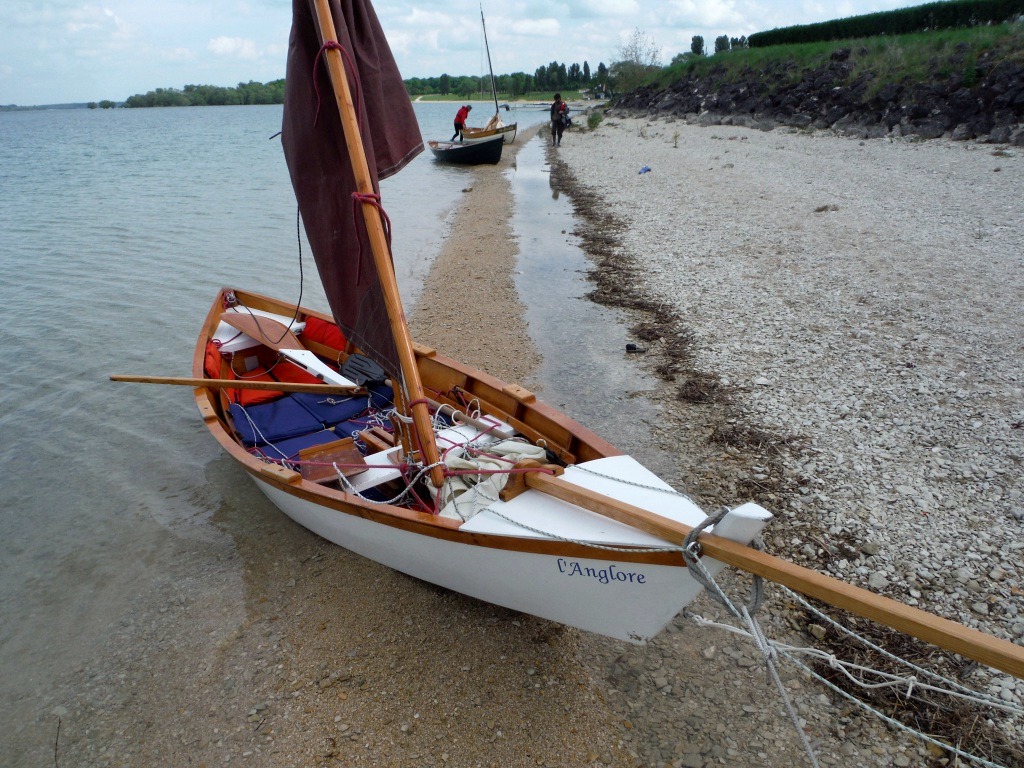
[110,374,362,395]
[310,0,444,487]
[524,472,1024,680]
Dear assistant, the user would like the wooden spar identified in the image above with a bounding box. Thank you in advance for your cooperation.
[310,0,444,486]
[525,472,1024,680]
[480,6,500,117]
[425,397,515,440]
[110,374,362,395]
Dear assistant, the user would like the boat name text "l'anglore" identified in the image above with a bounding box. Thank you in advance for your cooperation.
[556,559,647,584]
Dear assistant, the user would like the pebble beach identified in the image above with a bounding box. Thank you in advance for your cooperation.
[551,113,1024,765]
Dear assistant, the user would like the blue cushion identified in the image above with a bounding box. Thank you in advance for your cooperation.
[291,383,393,428]
[229,397,324,445]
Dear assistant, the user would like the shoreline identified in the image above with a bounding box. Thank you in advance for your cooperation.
[409,125,542,383]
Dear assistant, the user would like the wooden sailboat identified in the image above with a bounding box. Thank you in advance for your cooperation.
[460,7,517,144]
[428,134,504,165]
[113,0,1024,682]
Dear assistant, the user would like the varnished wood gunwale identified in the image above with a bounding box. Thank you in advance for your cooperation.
[192,288,669,566]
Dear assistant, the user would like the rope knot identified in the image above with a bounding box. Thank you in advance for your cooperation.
[905,676,917,698]
[312,40,362,126]
[349,191,393,284]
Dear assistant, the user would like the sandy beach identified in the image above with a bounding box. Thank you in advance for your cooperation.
[13,118,1023,767]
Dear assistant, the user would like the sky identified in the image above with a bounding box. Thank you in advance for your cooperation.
[1,0,917,106]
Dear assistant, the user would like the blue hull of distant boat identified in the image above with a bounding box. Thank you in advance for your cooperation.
[428,135,503,165]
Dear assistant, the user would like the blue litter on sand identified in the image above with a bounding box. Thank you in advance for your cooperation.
[639,166,651,174]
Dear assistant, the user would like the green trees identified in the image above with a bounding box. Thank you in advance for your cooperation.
[122,80,285,108]
[749,0,1024,46]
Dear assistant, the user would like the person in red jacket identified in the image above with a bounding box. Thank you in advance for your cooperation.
[452,104,472,141]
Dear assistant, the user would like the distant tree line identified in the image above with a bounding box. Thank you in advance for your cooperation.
[404,60,609,98]
[674,34,750,59]
[87,100,117,109]
[123,80,285,108]
[748,0,1024,47]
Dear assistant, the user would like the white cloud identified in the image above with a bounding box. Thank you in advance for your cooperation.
[575,0,640,17]
[207,36,259,60]
[164,46,197,62]
[64,4,131,37]
[509,18,561,37]
[663,0,745,28]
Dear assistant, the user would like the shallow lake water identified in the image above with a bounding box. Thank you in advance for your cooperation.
[0,103,662,760]
[509,136,673,476]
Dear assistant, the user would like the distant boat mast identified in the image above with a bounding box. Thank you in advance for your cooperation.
[480,5,499,115]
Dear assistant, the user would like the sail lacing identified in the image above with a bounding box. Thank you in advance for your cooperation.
[312,40,361,127]
[350,191,392,284]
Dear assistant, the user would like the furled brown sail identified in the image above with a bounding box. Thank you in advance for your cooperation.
[281,0,423,380]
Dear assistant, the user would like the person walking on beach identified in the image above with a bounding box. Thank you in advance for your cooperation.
[550,93,568,146]
[452,104,472,141]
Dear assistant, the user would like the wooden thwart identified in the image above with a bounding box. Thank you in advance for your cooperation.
[299,437,367,484]
[523,471,1024,680]
[359,426,396,454]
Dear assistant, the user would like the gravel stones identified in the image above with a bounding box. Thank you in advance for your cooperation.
[556,115,1023,765]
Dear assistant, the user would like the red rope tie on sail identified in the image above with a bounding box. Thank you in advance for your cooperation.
[351,191,392,284]
[312,40,363,126]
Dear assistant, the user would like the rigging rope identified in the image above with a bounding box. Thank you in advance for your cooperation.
[682,552,1023,768]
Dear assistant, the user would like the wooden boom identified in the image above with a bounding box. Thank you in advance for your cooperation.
[525,472,1024,680]
[310,0,444,487]
[110,374,362,396]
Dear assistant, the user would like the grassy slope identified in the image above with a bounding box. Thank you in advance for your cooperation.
[650,22,1024,98]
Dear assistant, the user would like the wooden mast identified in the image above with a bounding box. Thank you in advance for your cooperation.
[310,0,444,487]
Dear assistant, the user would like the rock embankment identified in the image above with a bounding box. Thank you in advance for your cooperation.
[615,41,1024,144]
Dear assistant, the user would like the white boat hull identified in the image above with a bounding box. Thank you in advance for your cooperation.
[197,290,771,644]
[252,457,771,643]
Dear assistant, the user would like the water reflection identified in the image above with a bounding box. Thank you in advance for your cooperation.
[508,136,675,476]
